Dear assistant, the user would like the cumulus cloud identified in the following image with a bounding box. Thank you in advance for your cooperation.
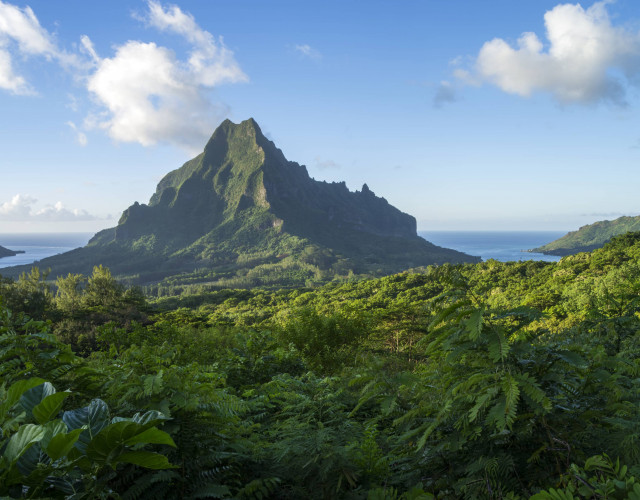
[84,1,247,151]
[460,1,640,104]
[0,194,101,221]
[294,44,321,60]
[0,1,79,95]
[0,194,35,218]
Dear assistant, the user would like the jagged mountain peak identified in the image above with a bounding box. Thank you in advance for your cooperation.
[116,117,420,247]
[4,118,479,285]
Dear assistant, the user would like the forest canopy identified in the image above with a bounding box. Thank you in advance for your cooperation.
[2,233,640,498]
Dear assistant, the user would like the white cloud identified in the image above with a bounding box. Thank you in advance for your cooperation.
[145,0,246,86]
[0,1,55,94]
[294,44,321,60]
[0,2,55,55]
[84,1,247,152]
[79,34,99,64]
[0,47,29,94]
[0,1,79,95]
[0,194,36,218]
[461,1,640,104]
[0,194,100,221]
[66,121,87,146]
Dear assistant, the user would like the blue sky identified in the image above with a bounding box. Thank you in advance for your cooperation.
[1,0,640,233]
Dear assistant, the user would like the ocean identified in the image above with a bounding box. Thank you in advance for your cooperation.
[0,233,93,269]
[419,231,565,263]
[0,231,565,271]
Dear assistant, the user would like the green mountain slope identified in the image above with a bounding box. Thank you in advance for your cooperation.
[533,215,640,256]
[0,245,22,258]
[1,118,479,287]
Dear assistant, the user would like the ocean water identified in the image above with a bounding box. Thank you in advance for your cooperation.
[419,231,566,263]
[0,233,93,269]
[0,231,566,271]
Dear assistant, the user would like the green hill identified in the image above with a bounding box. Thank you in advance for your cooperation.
[532,215,640,256]
[1,118,478,288]
[0,245,23,258]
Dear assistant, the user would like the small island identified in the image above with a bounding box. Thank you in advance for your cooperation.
[0,245,25,259]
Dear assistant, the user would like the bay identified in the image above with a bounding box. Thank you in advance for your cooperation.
[419,231,565,263]
[0,233,93,270]
[0,231,567,271]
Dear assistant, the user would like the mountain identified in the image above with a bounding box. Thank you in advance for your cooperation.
[1,118,479,289]
[532,215,640,256]
[0,245,23,259]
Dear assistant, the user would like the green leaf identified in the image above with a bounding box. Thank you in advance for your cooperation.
[488,328,509,362]
[143,370,164,396]
[19,382,55,416]
[584,454,610,472]
[502,374,520,429]
[62,398,110,453]
[40,419,68,450]
[15,441,47,478]
[556,350,587,368]
[2,378,45,412]
[465,308,484,341]
[116,451,175,469]
[130,410,170,426]
[4,424,46,462]
[86,420,174,466]
[46,428,83,460]
[86,421,140,464]
[124,427,176,447]
[110,410,170,427]
[32,392,69,425]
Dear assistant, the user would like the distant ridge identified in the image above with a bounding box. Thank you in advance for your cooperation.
[1,118,479,288]
[532,215,640,256]
[0,245,23,259]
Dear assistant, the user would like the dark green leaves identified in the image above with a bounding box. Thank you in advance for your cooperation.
[62,398,110,453]
[3,424,46,463]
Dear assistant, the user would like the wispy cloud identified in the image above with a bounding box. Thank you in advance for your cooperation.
[314,157,340,170]
[294,44,321,60]
[0,194,103,221]
[457,1,640,105]
[66,121,87,146]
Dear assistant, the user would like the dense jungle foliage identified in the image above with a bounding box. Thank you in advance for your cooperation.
[3,233,640,498]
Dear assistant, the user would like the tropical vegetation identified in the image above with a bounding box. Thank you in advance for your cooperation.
[3,233,640,498]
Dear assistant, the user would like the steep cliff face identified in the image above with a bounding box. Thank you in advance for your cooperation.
[3,118,478,285]
[111,118,417,249]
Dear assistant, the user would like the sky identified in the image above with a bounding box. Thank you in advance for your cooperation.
[1,0,640,233]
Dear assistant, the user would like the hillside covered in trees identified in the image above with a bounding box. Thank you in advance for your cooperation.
[3,233,640,498]
[0,245,23,258]
[1,119,477,288]
[533,215,640,256]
